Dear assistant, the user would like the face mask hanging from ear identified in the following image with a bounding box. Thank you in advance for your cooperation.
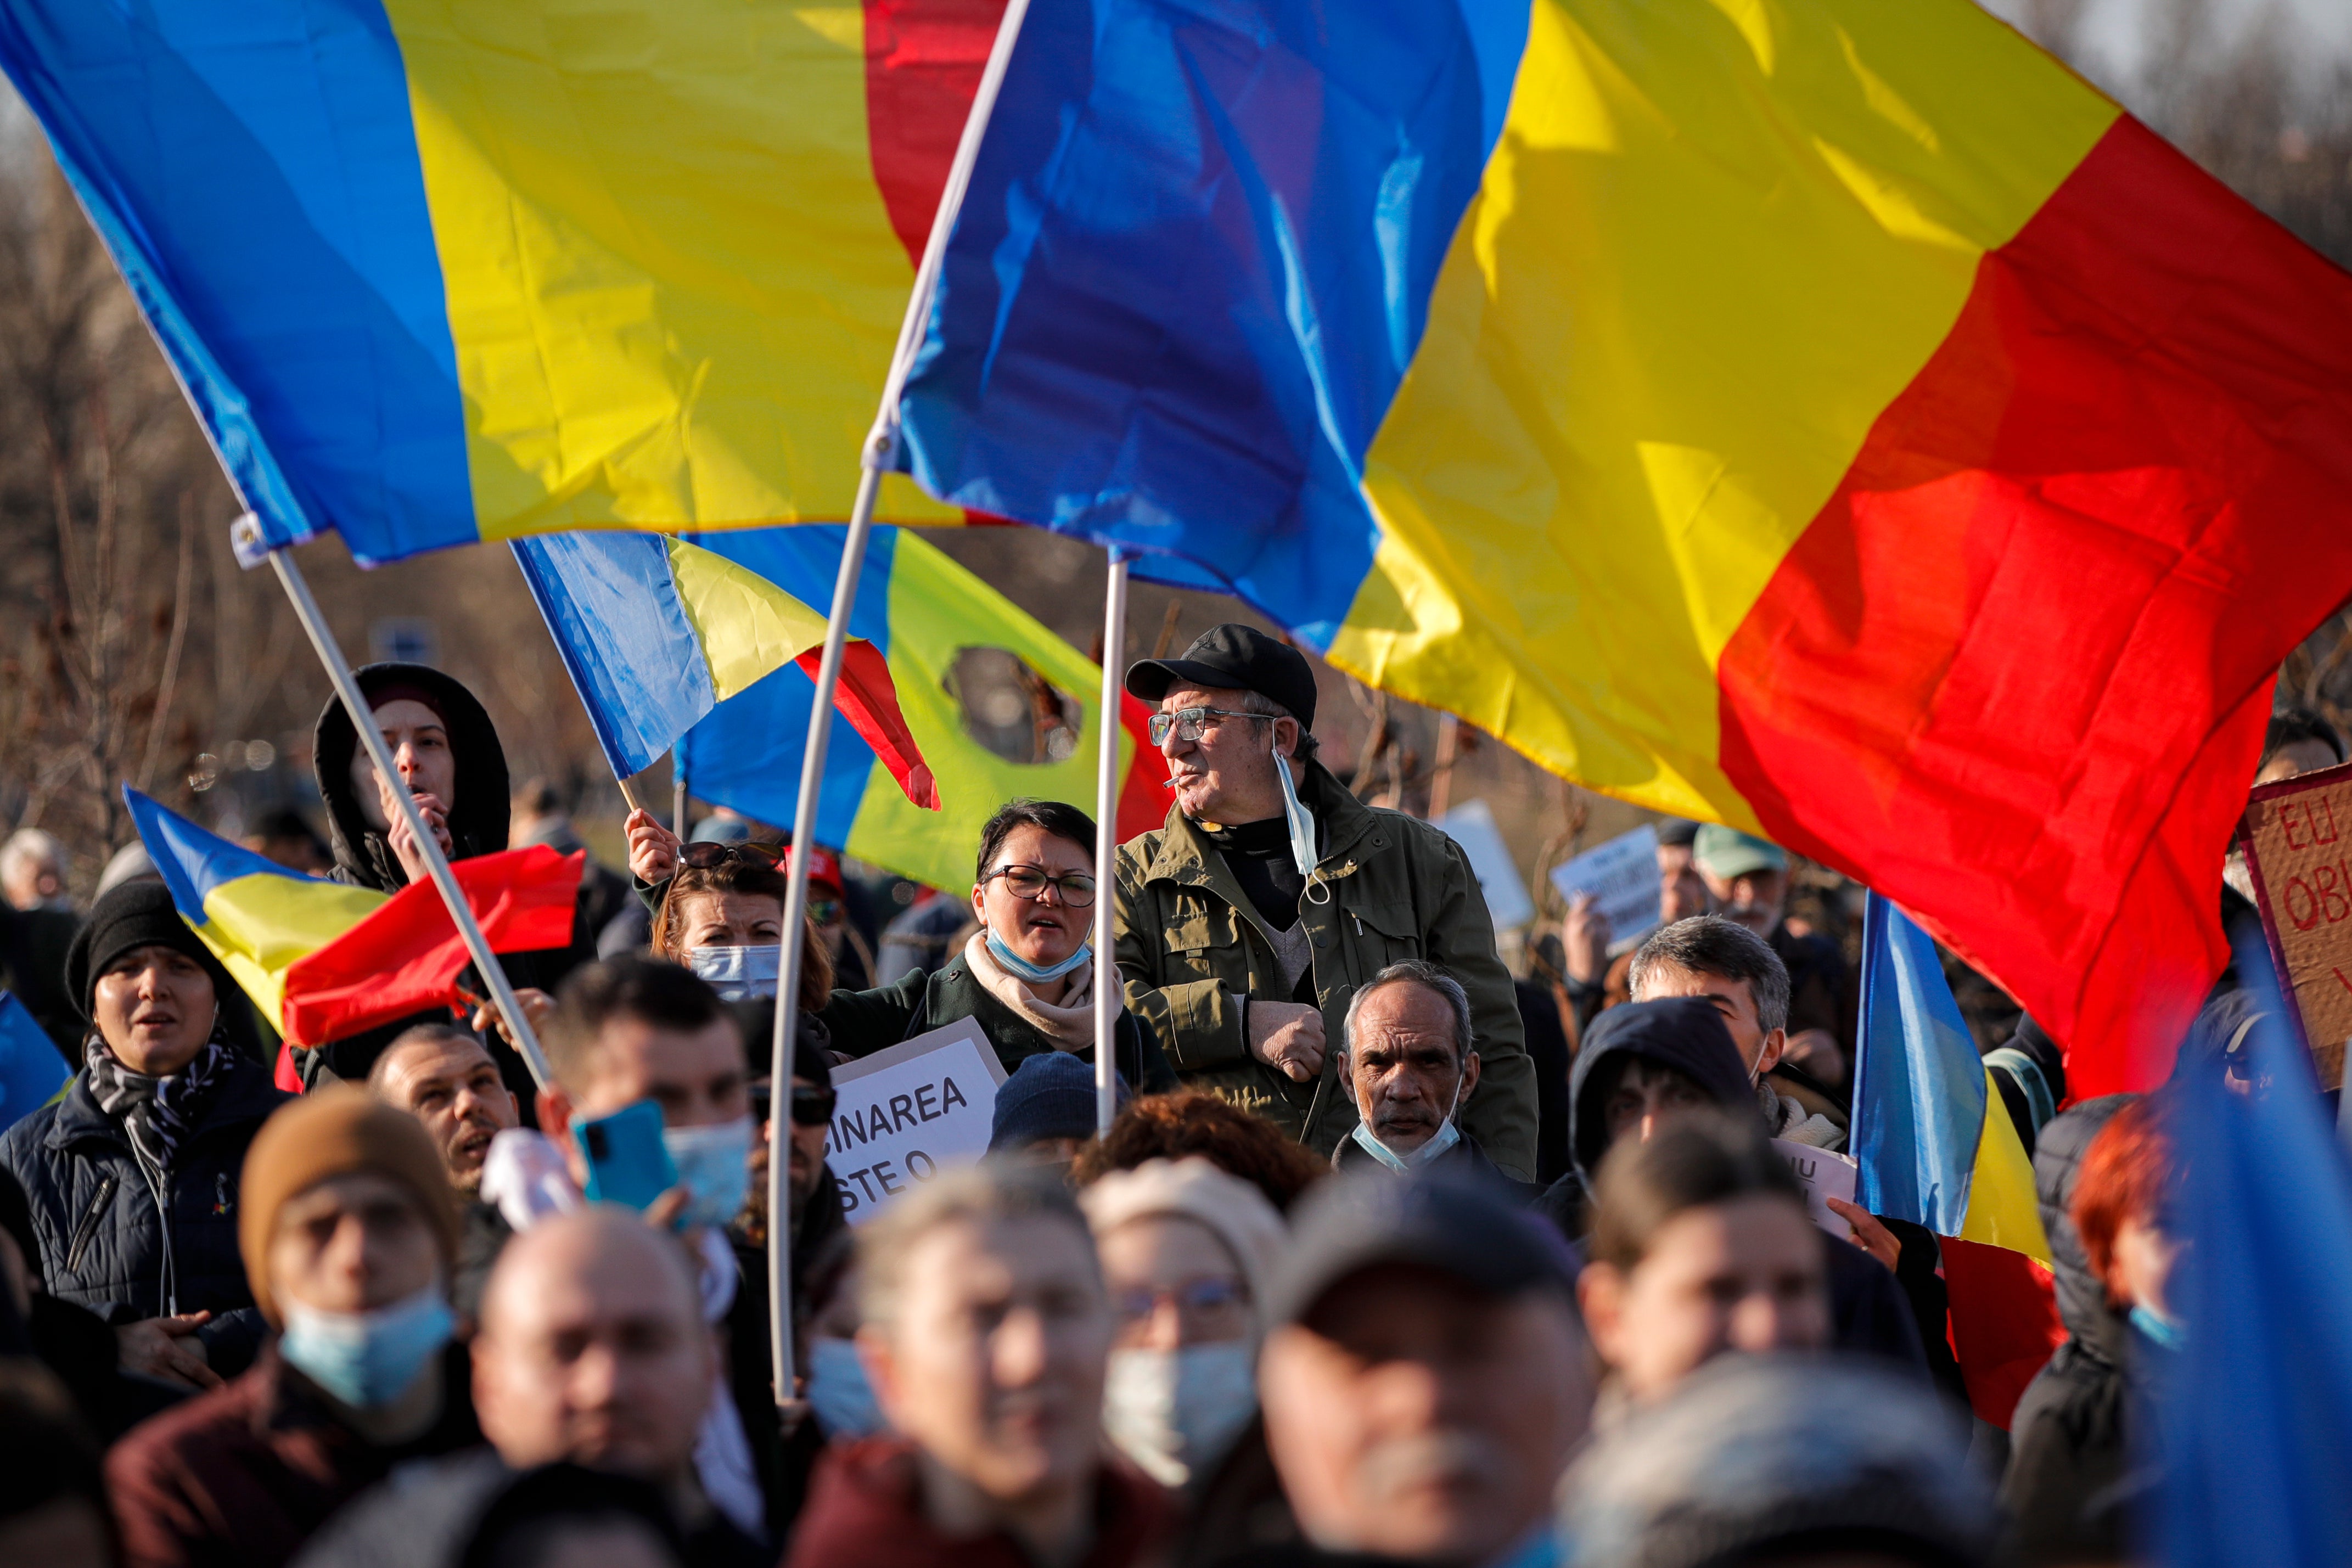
[1272,750,1318,881]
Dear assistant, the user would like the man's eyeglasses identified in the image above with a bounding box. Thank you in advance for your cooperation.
[1147,705,1277,748]
[981,864,1098,908]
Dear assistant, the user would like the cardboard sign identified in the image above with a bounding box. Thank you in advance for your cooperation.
[1438,800,1536,930]
[825,1018,1008,1224]
[1547,824,1661,955]
[1771,1139,1860,1238]
[2237,759,2352,1089]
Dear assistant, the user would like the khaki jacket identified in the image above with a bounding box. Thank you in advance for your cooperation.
[1113,761,1538,1177]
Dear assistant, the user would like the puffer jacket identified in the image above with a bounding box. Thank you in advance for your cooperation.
[0,1047,290,1376]
[2001,1092,2140,1566]
[1113,760,1536,1177]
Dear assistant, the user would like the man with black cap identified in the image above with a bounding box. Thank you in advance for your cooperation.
[1119,625,1537,1177]
[1254,1171,1593,1566]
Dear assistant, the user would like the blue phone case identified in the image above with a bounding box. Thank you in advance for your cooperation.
[575,1099,676,1211]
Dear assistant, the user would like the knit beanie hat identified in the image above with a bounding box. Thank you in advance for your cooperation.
[989,1052,1123,1153]
[238,1086,462,1325]
[1079,1157,1287,1334]
[65,880,222,1021]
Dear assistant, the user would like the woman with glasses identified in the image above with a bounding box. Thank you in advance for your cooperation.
[819,800,1176,1093]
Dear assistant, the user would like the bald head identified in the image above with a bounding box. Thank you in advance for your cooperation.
[474,1211,714,1488]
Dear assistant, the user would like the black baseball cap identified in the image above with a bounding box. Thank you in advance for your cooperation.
[1126,623,1317,730]
[1265,1170,1579,1328]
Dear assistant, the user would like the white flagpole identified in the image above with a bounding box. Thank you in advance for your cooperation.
[764,0,1035,1421]
[1093,552,1130,1136]
[237,518,557,1092]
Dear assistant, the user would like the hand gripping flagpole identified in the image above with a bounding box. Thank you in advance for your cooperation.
[233,516,557,1093]
[765,0,1035,1423]
[1093,552,1130,1137]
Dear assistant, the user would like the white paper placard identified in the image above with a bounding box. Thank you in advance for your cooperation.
[1770,1138,1860,1238]
[1547,824,1661,953]
[1437,799,1536,931]
[825,1017,1007,1225]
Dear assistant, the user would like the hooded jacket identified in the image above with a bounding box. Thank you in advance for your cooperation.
[1541,998,1928,1379]
[2001,1093,2140,1565]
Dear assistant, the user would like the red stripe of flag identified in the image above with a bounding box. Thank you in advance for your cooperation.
[1941,1237,2068,1429]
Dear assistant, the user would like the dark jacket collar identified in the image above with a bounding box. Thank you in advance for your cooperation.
[46,1047,287,1155]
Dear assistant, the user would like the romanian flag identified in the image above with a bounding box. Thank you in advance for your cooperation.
[0,0,1003,562]
[513,531,936,808]
[1855,891,2062,1428]
[523,525,1170,895]
[124,787,583,1049]
[892,0,2352,1094]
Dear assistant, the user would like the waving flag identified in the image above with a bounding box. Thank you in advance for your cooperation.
[124,788,582,1048]
[0,0,1004,563]
[0,992,68,1133]
[892,0,2352,1097]
[1855,891,2062,1427]
[513,532,937,808]
[525,524,1167,895]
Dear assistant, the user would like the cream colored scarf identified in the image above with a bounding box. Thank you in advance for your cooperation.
[963,930,1098,1052]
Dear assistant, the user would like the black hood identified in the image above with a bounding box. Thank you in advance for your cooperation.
[2034,1092,2137,1359]
[313,663,510,892]
[1569,998,1760,1187]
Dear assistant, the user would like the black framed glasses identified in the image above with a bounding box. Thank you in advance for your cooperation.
[1147,705,1277,748]
[677,840,787,872]
[981,864,1098,908]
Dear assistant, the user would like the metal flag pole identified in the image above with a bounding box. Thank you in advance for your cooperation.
[235,516,557,1092]
[1093,550,1130,1136]
[765,0,1036,1421]
[672,749,689,841]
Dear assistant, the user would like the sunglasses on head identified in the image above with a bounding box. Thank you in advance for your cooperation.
[677,841,787,872]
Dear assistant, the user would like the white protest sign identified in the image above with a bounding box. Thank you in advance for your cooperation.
[826,1017,1007,1225]
[1547,824,1661,954]
[1770,1139,1860,1238]
[1438,800,1536,930]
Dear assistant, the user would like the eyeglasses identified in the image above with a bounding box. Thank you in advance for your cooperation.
[1112,1276,1251,1331]
[1147,705,1277,748]
[755,1080,839,1127]
[981,864,1098,908]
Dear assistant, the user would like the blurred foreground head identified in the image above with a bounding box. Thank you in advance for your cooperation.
[1258,1171,1591,1564]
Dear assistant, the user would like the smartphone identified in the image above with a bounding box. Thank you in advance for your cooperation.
[575,1099,676,1211]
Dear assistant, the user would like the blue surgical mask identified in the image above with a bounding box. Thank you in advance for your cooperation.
[1103,1342,1258,1488]
[808,1336,885,1440]
[279,1282,453,1409]
[1348,1075,1466,1173]
[984,930,1094,983]
[683,945,781,1001]
[1272,752,1318,880]
[2130,1302,2187,1352]
[663,1115,755,1230]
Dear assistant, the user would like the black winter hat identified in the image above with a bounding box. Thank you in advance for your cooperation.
[64,880,224,1021]
[1125,623,1317,729]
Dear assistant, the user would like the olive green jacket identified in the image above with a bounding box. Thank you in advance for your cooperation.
[1112,761,1538,1178]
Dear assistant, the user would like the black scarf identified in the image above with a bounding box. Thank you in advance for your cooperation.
[85,1028,235,1170]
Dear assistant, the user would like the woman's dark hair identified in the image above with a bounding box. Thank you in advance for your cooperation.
[2264,705,2346,769]
[974,799,1098,883]
[1588,1111,1806,1273]
[1072,1089,1329,1213]
[650,857,832,1010]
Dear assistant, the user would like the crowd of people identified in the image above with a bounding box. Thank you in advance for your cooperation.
[0,622,2320,1567]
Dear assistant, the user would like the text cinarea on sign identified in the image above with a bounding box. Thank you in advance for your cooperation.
[824,1017,1007,1224]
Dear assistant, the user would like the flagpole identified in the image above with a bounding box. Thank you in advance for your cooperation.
[765,0,1035,1422]
[1093,552,1130,1136]
[238,519,557,1093]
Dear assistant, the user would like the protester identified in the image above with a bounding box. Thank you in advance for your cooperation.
[1687,828,1855,1083]
[1544,998,1929,1376]
[364,1025,518,1196]
[0,1357,114,1567]
[1327,961,1533,1198]
[1558,1356,1994,1568]
[1072,1089,1329,1215]
[1253,1171,1592,1566]
[1077,1156,1285,1491]
[637,838,835,1024]
[988,1050,1122,1173]
[104,1088,478,1568]
[1627,914,1847,1151]
[2,880,291,1387]
[1557,817,1710,1036]
[1578,1114,1829,1412]
[787,1165,1172,1568]
[3,824,71,911]
[310,663,570,1094]
[628,808,873,991]
[2253,704,2344,785]
[1118,625,1537,1175]
[479,957,774,1542]
[2003,1093,2170,1565]
[824,799,1175,1092]
[295,1460,688,1568]
[0,837,87,1054]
